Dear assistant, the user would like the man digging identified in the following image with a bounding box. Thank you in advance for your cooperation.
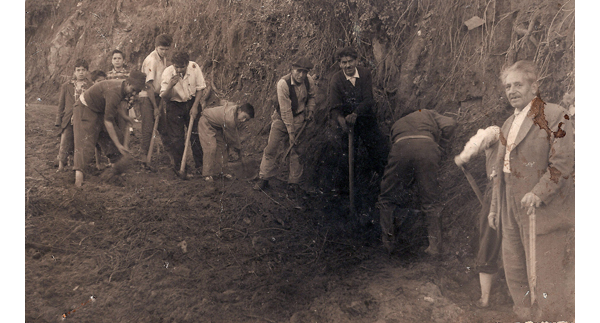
[254,56,316,204]
[72,71,146,187]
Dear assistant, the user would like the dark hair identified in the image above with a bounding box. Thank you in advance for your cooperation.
[74,58,89,70]
[90,70,107,82]
[239,103,255,118]
[111,49,125,59]
[155,33,173,47]
[171,51,190,67]
[335,47,358,61]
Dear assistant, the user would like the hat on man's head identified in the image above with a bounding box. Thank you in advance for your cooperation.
[292,56,314,70]
[127,71,147,90]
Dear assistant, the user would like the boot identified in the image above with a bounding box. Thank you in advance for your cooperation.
[424,215,442,255]
[379,205,396,255]
[253,179,269,191]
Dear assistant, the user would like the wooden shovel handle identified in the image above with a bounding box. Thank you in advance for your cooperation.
[179,115,196,175]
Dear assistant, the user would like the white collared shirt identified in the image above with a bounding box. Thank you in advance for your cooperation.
[344,68,360,86]
[503,102,532,173]
[160,61,206,102]
[139,50,167,97]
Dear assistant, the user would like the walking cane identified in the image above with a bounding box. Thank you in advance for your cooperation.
[178,116,196,179]
[348,127,355,217]
[146,100,163,164]
[528,205,537,307]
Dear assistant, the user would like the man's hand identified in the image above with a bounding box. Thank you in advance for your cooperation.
[168,74,181,88]
[307,110,314,121]
[154,108,160,118]
[488,212,499,230]
[337,116,349,133]
[521,192,542,209]
[454,155,465,167]
[345,112,358,126]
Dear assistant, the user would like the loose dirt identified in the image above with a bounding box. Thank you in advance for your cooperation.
[26,103,521,322]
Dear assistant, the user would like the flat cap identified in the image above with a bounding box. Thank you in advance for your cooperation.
[127,71,147,90]
[292,56,314,70]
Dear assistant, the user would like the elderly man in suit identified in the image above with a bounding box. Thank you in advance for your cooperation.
[490,60,574,321]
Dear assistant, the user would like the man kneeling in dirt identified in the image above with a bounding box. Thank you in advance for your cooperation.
[72,71,147,187]
[198,102,255,182]
[378,109,456,256]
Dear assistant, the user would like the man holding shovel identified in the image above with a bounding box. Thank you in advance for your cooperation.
[490,61,574,321]
[328,47,388,217]
[138,33,173,169]
[160,51,207,178]
[254,56,316,197]
[72,71,147,187]
[455,126,502,308]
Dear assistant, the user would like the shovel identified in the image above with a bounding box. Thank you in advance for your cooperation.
[459,165,484,206]
[145,99,163,165]
[282,120,308,162]
[178,116,195,179]
[349,127,355,217]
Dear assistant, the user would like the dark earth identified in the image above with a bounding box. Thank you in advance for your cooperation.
[26,102,517,323]
[23,0,583,321]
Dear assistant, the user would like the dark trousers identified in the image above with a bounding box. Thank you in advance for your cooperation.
[165,99,203,170]
[350,115,388,175]
[476,183,502,274]
[57,124,74,164]
[338,115,388,212]
[378,138,441,209]
[73,101,124,173]
[139,94,170,156]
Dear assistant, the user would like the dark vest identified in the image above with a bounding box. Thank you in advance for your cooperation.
[274,74,310,116]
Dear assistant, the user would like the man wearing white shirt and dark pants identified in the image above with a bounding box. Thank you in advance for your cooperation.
[160,51,207,175]
[490,61,574,321]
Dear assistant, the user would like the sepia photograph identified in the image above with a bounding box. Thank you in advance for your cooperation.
[21,0,588,321]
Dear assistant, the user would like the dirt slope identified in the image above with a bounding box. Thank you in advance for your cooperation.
[26,102,524,322]
[25,0,575,321]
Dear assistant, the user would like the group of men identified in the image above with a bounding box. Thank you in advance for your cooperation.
[56,37,574,320]
[59,34,255,187]
[256,51,573,321]
[254,47,389,215]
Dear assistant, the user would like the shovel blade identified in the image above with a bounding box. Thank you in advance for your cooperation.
[229,158,259,181]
